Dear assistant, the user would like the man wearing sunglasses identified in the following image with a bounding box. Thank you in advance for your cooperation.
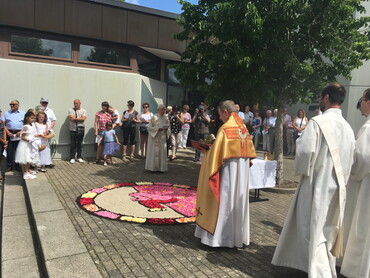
[1,100,25,171]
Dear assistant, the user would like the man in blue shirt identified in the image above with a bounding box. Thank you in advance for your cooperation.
[1,100,25,171]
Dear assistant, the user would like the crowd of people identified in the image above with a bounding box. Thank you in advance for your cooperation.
[1,84,369,278]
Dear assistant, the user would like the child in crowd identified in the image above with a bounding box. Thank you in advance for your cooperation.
[35,112,51,172]
[15,112,44,179]
[98,122,121,166]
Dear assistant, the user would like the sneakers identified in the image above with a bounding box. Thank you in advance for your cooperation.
[70,158,75,164]
[38,168,47,172]
[104,161,108,166]
[24,173,37,180]
[77,158,84,163]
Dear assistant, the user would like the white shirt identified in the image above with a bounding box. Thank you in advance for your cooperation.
[44,107,56,128]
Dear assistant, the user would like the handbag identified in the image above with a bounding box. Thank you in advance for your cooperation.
[139,126,148,134]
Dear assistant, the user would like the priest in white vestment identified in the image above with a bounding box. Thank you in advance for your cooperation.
[194,100,256,248]
[341,89,370,278]
[272,83,355,277]
[145,104,170,172]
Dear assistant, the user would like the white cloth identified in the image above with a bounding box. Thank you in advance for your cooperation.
[15,124,40,165]
[45,107,56,128]
[238,111,245,121]
[195,158,250,248]
[145,113,170,172]
[35,123,51,166]
[244,111,254,125]
[139,112,153,127]
[249,159,276,189]
[272,108,355,277]
[341,115,370,278]
[178,128,190,148]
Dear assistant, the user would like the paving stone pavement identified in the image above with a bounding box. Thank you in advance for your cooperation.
[43,149,337,278]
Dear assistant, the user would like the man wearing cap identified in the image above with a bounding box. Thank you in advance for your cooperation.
[1,100,25,171]
[40,97,56,129]
[192,104,210,161]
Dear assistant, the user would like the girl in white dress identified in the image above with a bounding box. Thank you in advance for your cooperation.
[15,111,41,180]
[35,112,51,172]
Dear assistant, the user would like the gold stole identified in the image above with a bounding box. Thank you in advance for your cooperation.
[195,113,256,234]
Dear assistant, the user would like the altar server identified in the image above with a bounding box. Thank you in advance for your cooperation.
[195,100,256,248]
[341,88,370,278]
[272,83,355,277]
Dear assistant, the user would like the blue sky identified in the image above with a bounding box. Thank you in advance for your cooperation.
[124,0,198,14]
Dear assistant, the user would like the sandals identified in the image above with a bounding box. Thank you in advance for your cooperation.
[93,159,100,164]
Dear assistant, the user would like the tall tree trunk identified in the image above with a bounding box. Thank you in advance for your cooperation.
[274,94,286,186]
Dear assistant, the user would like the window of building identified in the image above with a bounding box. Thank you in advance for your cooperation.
[10,34,72,59]
[138,54,160,79]
[79,44,130,67]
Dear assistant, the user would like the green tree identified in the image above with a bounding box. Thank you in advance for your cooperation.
[174,0,370,184]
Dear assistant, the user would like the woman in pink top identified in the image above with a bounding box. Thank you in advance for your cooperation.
[178,105,192,149]
[94,101,112,164]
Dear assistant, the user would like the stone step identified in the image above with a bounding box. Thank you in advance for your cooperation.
[24,171,102,278]
[1,171,42,278]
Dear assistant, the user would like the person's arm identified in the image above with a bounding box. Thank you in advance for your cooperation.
[202,112,211,123]
[177,114,185,125]
[69,109,76,122]
[97,136,103,146]
[94,114,99,136]
[300,117,309,131]
[0,124,7,148]
[114,134,121,145]
[75,110,87,123]
[192,109,199,122]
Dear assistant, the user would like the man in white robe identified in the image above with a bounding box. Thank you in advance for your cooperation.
[341,88,370,278]
[272,83,355,277]
[145,104,170,172]
[194,100,256,248]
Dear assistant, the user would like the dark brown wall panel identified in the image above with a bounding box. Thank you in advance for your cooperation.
[102,6,127,43]
[35,0,65,33]
[127,11,158,48]
[65,0,102,40]
[158,18,180,52]
[0,0,35,28]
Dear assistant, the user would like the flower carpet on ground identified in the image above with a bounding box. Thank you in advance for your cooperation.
[77,182,197,224]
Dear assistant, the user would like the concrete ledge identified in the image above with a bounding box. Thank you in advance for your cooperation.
[2,172,40,278]
[24,173,102,277]
[2,256,40,278]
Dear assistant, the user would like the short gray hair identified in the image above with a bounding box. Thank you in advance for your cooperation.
[219,100,237,113]
[157,104,165,110]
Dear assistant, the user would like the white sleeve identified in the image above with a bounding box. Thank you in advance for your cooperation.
[294,120,319,176]
[351,124,370,180]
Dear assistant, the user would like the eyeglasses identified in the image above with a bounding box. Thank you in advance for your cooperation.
[143,106,149,108]
[9,103,18,106]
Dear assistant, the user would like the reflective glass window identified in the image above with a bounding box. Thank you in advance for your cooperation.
[79,44,130,67]
[11,35,72,59]
[138,55,160,78]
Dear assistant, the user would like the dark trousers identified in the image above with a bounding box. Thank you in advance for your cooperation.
[70,131,84,159]
[7,140,19,169]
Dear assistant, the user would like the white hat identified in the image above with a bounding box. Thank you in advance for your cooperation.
[40,97,49,103]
